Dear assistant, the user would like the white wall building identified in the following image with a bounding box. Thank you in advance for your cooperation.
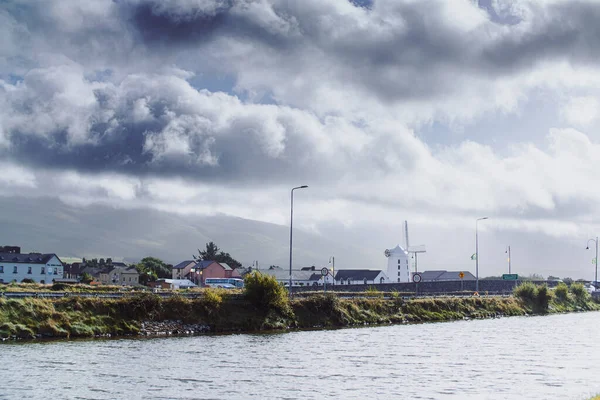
[335,269,389,285]
[385,245,411,283]
[0,253,64,284]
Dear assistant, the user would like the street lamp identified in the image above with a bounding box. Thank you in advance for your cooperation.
[475,217,489,292]
[505,246,511,274]
[289,185,308,297]
[328,256,335,287]
[586,237,598,287]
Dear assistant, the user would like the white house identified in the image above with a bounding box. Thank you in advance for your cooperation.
[385,245,411,283]
[335,269,389,285]
[0,253,64,284]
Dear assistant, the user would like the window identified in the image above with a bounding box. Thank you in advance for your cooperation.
[398,272,401,277]
[0,266,3,273]
[13,266,17,274]
[27,267,32,274]
[398,278,401,283]
[363,278,367,284]
[397,260,401,265]
[41,267,45,274]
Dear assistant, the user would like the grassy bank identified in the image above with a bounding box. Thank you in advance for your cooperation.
[1,277,597,340]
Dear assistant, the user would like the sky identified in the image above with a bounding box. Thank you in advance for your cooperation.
[2,0,600,279]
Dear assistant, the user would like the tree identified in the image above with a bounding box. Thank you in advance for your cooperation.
[135,257,171,280]
[196,242,220,261]
[195,242,242,269]
[547,275,560,281]
[80,272,93,284]
[563,277,574,285]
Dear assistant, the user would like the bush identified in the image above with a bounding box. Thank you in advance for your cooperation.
[244,272,289,311]
[203,287,224,309]
[514,282,538,302]
[21,278,35,284]
[51,282,68,291]
[570,283,590,302]
[536,284,551,311]
[554,282,569,302]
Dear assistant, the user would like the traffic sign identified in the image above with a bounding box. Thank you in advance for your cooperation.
[412,273,422,283]
[458,272,465,279]
[502,274,519,280]
[321,267,329,276]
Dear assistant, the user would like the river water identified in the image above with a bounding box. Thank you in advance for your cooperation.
[2,312,600,400]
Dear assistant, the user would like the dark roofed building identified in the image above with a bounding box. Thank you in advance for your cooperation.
[334,269,389,285]
[172,260,197,280]
[419,270,476,282]
[0,252,64,284]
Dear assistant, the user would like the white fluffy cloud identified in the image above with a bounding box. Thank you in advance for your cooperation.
[4,0,600,275]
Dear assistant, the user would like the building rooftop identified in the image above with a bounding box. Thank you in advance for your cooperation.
[335,269,384,281]
[0,253,59,264]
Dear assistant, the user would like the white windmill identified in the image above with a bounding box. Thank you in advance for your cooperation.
[384,221,426,283]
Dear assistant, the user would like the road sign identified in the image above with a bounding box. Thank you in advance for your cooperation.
[321,267,329,276]
[458,272,465,279]
[412,273,422,283]
[502,274,519,280]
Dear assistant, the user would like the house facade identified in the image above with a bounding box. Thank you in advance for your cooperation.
[195,261,241,285]
[172,260,197,280]
[99,265,139,286]
[260,267,323,287]
[335,269,389,285]
[0,253,64,284]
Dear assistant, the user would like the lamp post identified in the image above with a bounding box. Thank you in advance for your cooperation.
[289,185,308,297]
[475,217,489,292]
[586,237,598,287]
[505,246,511,274]
[328,256,335,287]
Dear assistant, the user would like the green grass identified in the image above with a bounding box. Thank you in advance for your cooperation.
[1,286,598,340]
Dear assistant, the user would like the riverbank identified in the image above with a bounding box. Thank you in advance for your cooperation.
[1,285,598,340]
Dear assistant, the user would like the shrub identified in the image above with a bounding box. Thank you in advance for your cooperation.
[513,282,538,302]
[51,282,68,291]
[244,272,289,311]
[570,283,590,302]
[203,287,224,309]
[554,282,569,302]
[20,278,35,284]
[366,286,384,298]
[536,284,551,311]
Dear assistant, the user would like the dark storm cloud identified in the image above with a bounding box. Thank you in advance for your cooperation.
[119,0,297,51]
[0,69,341,183]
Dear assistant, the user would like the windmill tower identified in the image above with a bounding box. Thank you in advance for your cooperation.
[384,221,426,283]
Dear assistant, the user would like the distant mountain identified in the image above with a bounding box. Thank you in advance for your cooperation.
[0,196,374,269]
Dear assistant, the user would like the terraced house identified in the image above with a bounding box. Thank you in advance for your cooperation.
[0,252,64,284]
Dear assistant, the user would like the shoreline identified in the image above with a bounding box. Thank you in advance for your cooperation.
[1,289,598,342]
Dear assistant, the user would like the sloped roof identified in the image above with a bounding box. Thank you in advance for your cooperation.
[389,245,408,256]
[173,260,197,269]
[420,270,476,281]
[160,279,197,287]
[220,263,232,271]
[196,260,220,269]
[261,269,319,281]
[335,269,384,281]
[0,253,59,264]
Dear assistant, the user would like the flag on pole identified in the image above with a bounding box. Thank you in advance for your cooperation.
[471,253,477,260]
